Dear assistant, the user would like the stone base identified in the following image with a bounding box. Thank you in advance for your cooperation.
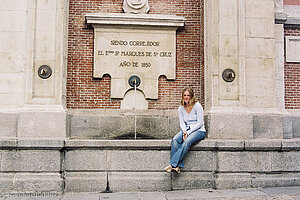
[0,138,63,194]
[0,107,67,138]
[0,173,62,193]
[215,173,300,189]
[1,138,300,193]
[1,109,299,140]
[205,108,300,139]
[68,109,179,139]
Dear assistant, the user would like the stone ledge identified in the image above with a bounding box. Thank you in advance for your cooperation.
[245,140,282,151]
[65,139,300,151]
[1,138,300,151]
[0,138,64,150]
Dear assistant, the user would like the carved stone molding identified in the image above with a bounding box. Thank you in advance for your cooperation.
[85,13,185,100]
[122,0,150,14]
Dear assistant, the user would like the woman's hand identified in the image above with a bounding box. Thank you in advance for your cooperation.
[183,132,188,141]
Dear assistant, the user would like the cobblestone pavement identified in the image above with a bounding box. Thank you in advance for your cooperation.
[1,186,300,200]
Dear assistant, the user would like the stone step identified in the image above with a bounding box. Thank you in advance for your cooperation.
[1,138,300,193]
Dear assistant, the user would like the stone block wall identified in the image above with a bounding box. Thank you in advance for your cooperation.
[0,0,27,108]
[0,139,63,193]
[2,138,300,193]
[67,0,205,109]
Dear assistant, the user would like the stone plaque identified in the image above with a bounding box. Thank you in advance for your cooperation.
[285,36,300,62]
[86,14,185,99]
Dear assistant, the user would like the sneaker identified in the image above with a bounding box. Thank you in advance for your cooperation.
[172,166,180,174]
[164,165,173,173]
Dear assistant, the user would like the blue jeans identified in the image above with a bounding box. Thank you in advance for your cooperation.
[169,130,206,168]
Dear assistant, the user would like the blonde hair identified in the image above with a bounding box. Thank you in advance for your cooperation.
[180,87,198,106]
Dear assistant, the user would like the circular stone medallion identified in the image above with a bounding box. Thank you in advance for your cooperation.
[126,0,147,9]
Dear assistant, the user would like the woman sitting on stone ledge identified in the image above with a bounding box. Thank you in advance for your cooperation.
[165,87,206,174]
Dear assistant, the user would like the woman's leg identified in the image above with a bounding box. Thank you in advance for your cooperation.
[170,130,206,168]
[169,131,183,166]
[170,131,183,158]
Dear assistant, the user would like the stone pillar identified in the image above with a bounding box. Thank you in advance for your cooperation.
[205,0,286,139]
[0,0,68,138]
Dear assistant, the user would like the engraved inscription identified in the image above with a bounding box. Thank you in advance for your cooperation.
[93,28,177,99]
[97,40,172,69]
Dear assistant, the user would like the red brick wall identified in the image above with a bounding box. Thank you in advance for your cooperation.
[285,28,300,109]
[67,0,205,109]
[284,0,300,5]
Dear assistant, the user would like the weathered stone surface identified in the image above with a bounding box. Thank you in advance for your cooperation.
[100,116,135,139]
[135,192,166,200]
[0,173,62,193]
[245,0,274,19]
[136,116,169,139]
[0,139,300,192]
[169,116,180,139]
[172,172,214,190]
[282,139,300,150]
[65,139,171,150]
[0,174,14,192]
[17,139,64,149]
[184,151,216,171]
[206,112,253,139]
[109,172,171,192]
[70,113,173,139]
[190,139,215,151]
[64,172,107,193]
[215,173,252,189]
[18,111,66,138]
[70,114,136,139]
[1,150,60,172]
[216,140,244,150]
[251,173,300,188]
[0,138,17,148]
[283,116,293,139]
[63,193,100,200]
[14,173,62,193]
[253,115,283,139]
[0,112,17,137]
[70,114,103,138]
[109,150,169,171]
[218,152,271,172]
[245,139,281,151]
[246,19,274,38]
[293,116,300,138]
[271,151,300,171]
[65,150,107,171]
[214,186,266,198]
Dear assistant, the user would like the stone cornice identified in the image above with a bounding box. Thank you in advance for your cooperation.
[275,12,300,28]
[85,13,185,28]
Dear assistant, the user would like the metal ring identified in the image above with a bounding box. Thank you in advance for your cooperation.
[128,75,141,87]
[222,69,236,82]
[38,65,52,79]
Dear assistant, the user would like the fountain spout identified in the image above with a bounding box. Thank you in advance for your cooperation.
[128,75,141,140]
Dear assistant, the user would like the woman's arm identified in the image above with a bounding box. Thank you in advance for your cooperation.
[178,107,187,132]
[186,102,204,135]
